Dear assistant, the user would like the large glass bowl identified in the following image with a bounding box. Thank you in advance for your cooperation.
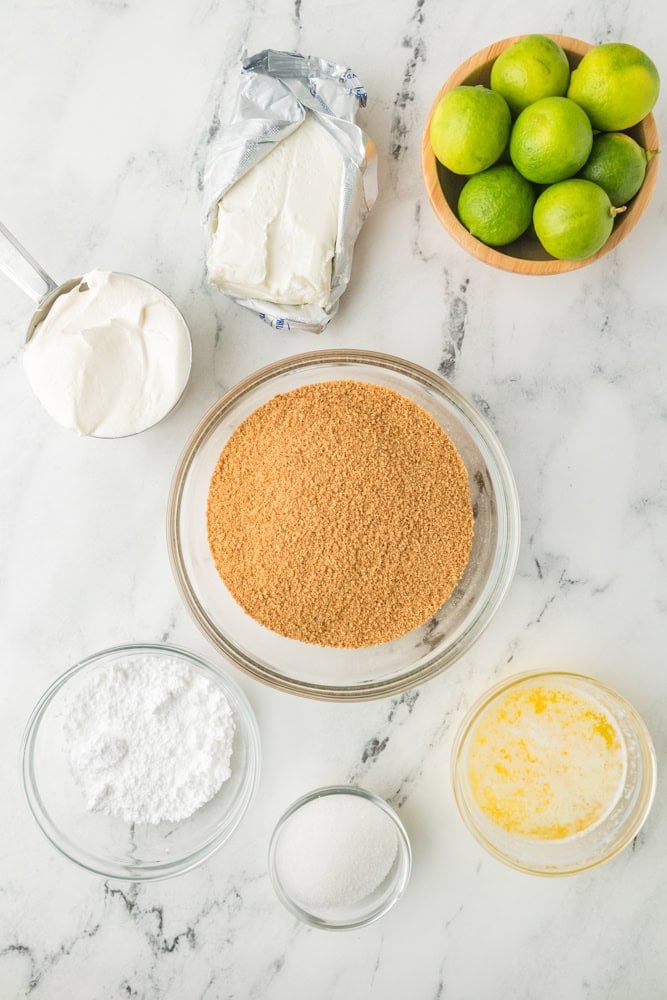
[167,350,520,701]
[22,643,261,881]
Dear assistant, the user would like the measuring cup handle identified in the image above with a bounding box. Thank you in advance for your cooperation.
[0,221,58,304]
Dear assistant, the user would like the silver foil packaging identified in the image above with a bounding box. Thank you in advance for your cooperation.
[204,49,378,333]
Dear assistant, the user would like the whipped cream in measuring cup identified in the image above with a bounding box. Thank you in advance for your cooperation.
[23,270,191,437]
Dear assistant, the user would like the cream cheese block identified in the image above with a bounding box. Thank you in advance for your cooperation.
[207,114,344,307]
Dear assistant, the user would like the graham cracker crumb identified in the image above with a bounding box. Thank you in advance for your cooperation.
[206,381,473,648]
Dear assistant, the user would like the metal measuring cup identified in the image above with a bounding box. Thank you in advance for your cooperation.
[0,221,193,436]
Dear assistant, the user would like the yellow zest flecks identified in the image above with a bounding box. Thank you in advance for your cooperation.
[468,683,627,840]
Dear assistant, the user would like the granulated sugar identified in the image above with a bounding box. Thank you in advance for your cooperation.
[207,381,473,647]
[275,793,399,911]
[63,653,235,825]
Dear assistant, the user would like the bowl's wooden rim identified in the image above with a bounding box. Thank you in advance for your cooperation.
[421,34,660,275]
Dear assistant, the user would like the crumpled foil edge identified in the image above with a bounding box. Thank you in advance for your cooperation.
[203,49,378,333]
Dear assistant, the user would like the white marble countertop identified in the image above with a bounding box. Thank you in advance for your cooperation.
[1,2,666,998]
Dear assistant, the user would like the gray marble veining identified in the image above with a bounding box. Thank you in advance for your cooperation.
[1,0,666,998]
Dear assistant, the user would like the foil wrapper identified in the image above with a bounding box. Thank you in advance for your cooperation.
[204,49,378,333]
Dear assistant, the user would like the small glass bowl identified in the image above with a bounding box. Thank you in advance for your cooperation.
[167,349,520,701]
[22,643,261,881]
[451,671,657,876]
[268,786,412,930]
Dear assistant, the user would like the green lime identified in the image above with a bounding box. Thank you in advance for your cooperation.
[430,85,511,175]
[490,35,570,116]
[458,164,536,246]
[579,132,654,206]
[567,42,660,130]
[510,97,593,184]
[533,179,623,259]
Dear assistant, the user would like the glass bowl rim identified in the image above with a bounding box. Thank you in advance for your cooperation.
[268,784,412,930]
[450,669,658,876]
[21,641,262,882]
[167,348,521,701]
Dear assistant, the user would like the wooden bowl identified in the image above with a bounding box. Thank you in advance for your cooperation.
[421,35,660,275]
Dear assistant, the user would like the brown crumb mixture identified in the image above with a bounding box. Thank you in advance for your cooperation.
[206,381,473,648]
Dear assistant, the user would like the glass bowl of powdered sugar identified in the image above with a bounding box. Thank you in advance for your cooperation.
[21,643,261,880]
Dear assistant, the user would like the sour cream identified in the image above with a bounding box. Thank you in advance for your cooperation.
[24,270,191,437]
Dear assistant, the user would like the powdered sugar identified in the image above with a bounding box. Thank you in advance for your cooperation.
[63,653,235,825]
